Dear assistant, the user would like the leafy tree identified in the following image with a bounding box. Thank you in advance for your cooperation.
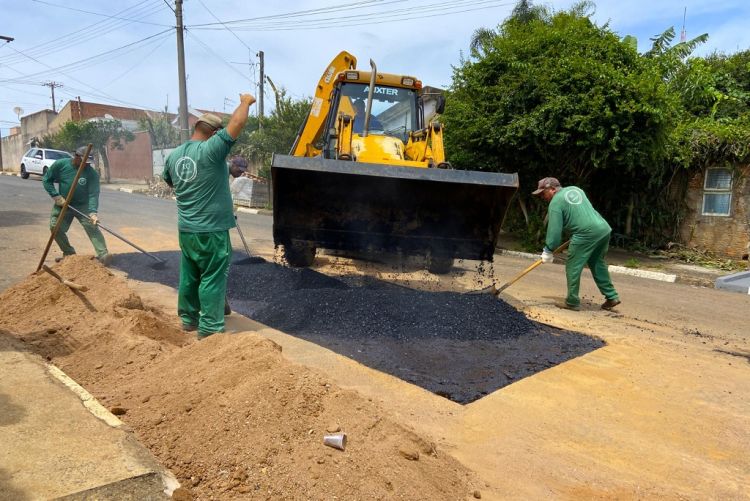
[443,1,682,245]
[445,2,674,184]
[139,107,180,149]
[234,89,311,179]
[41,119,134,183]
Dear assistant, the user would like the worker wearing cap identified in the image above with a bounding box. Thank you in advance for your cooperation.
[533,177,620,311]
[229,155,248,179]
[163,94,256,339]
[42,146,111,265]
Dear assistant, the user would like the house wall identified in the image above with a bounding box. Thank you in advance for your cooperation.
[21,110,58,143]
[680,165,750,259]
[0,133,25,172]
[106,131,153,181]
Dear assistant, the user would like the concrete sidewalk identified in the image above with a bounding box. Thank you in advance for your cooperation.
[0,332,177,500]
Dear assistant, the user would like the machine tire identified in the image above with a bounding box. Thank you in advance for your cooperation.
[20,165,29,179]
[284,242,316,268]
[427,255,454,275]
[42,166,48,176]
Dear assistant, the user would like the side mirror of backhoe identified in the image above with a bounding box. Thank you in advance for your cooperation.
[435,95,446,115]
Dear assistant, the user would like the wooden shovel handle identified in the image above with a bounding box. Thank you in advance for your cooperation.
[495,240,571,294]
[42,265,89,292]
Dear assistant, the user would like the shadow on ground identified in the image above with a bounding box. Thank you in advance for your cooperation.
[114,251,604,404]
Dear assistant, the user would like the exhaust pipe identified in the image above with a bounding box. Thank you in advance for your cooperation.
[362,59,377,138]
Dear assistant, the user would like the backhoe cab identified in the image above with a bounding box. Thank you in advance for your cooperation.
[272,51,518,273]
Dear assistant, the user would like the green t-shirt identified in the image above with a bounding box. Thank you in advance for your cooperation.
[545,186,611,250]
[42,158,100,213]
[163,129,237,233]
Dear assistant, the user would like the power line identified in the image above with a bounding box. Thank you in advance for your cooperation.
[0,30,173,85]
[190,0,387,27]
[161,0,175,14]
[191,0,513,32]
[184,29,253,83]
[0,1,168,65]
[2,40,162,110]
[30,0,173,27]
[99,33,172,89]
[195,0,255,52]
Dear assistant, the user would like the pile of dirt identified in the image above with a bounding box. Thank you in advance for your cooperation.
[0,256,482,499]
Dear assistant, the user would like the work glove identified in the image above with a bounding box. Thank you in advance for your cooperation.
[541,248,554,264]
[89,213,99,225]
[53,195,66,207]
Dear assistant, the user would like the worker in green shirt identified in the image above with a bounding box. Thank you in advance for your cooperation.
[163,94,256,339]
[42,146,111,265]
[533,177,621,311]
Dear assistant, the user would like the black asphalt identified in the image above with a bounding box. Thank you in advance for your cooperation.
[113,250,602,403]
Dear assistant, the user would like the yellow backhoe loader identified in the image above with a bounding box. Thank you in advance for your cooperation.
[271,51,519,273]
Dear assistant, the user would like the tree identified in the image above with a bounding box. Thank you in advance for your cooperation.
[443,1,677,244]
[41,119,135,183]
[234,89,311,178]
[139,107,179,149]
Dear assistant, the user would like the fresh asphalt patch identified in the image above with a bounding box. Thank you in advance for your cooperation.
[113,251,603,404]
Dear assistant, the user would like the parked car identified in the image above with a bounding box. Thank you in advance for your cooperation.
[20,148,72,179]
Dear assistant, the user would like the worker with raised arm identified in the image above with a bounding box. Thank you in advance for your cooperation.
[42,146,111,265]
[163,93,256,339]
[533,177,621,311]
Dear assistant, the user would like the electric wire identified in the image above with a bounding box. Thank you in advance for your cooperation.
[2,41,162,110]
[0,1,169,66]
[191,0,513,31]
[0,30,173,85]
[190,0,389,27]
[30,0,173,27]
[99,33,172,89]
[195,0,255,52]
[184,29,253,83]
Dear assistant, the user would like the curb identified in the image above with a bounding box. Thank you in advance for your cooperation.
[45,363,181,495]
[236,207,259,215]
[46,364,124,429]
[0,171,19,177]
[496,249,678,283]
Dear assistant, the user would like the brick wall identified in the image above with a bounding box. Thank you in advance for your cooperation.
[106,131,153,180]
[680,165,750,259]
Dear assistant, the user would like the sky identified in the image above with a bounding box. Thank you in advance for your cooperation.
[1,0,749,138]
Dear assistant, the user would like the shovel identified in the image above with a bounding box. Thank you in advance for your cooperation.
[469,240,570,296]
[232,213,264,265]
[66,206,167,270]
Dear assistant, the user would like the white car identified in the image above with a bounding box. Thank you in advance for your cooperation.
[20,148,72,179]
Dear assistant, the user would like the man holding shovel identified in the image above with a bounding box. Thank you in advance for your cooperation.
[42,146,112,265]
[163,93,256,339]
[533,177,620,311]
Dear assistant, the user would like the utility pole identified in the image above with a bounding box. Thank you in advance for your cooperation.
[0,36,12,171]
[680,7,687,43]
[42,81,63,112]
[257,50,264,124]
[175,0,189,142]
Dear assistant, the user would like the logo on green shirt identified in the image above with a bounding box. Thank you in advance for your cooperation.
[78,178,87,186]
[564,188,583,205]
[175,156,197,182]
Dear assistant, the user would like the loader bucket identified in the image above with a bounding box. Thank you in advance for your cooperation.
[271,155,519,261]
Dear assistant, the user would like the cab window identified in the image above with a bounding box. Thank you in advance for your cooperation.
[337,83,417,142]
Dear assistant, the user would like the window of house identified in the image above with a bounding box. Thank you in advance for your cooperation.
[702,167,732,216]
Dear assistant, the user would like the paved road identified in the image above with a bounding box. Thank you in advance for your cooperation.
[0,174,274,291]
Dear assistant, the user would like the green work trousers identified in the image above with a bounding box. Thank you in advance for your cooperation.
[178,230,232,335]
[50,206,108,258]
[565,232,619,307]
